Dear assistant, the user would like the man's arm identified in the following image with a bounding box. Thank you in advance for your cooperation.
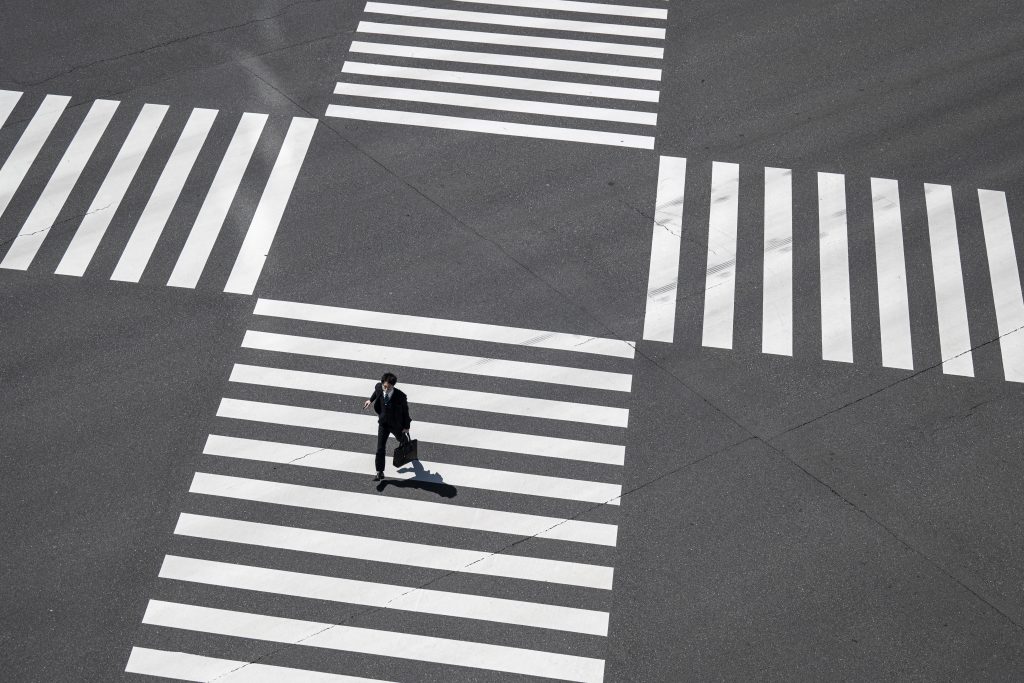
[363,383,380,410]
[400,395,412,431]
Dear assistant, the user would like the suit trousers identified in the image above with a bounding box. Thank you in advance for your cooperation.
[375,422,409,473]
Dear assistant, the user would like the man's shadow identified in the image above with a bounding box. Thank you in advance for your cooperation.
[376,459,457,498]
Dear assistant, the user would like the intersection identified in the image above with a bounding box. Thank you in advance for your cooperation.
[2,1,1023,681]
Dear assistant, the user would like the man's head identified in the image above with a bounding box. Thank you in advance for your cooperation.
[380,372,398,391]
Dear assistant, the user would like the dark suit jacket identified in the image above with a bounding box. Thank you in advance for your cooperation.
[368,383,412,431]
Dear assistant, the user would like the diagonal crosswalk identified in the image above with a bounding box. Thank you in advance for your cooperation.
[0,89,316,293]
[326,0,669,148]
[641,155,1024,383]
[126,297,634,681]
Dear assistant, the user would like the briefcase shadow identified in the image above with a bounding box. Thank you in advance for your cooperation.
[377,460,457,498]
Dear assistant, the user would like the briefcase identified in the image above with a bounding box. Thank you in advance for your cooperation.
[393,439,419,468]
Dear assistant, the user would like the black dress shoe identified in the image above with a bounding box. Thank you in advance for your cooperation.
[372,472,385,482]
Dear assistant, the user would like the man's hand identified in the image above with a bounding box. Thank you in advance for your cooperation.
[362,399,371,410]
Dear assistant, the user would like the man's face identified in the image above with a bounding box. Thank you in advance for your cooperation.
[382,381,393,392]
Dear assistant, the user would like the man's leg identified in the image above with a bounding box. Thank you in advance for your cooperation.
[375,423,390,474]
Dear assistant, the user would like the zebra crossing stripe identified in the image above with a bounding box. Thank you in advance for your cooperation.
[190,472,618,545]
[978,189,1024,382]
[0,90,22,130]
[204,433,624,504]
[363,2,665,39]
[228,363,630,427]
[341,62,660,102]
[175,513,615,588]
[167,112,268,288]
[924,183,974,377]
[241,329,632,391]
[870,178,914,369]
[126,647,392,682]
[702,161,740,349]
[451,0,668,20]
[762,167,793,356]
[111,107,218,283]
[818,172,853,363]
[356,21,665,58]
[0,94,69,223]
[141,600,606,682]
[334,83,657,125]
[217,397,627,465]
[55,104,169,277]
[224,116,317,295]
[159,554,610,635]
[348,41,662,80]
[253,297,635,358]
[642,155,686,342]
[1,99,119,271]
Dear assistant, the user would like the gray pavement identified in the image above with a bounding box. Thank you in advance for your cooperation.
[1,1,1023,681]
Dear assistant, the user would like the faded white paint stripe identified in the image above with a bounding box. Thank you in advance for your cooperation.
[205,433,623,504]
[160,555,609,635]
[871,178,913,370]
[642,155,686,342]
[175,513,614,589]
[978,189,1024,382]
[924,183,974,376]
[253,297,634,358]
[348,41,661,80]
[364,2,664,39]
[190,471,618,545]
[229,363,629,427]
[56,103,168,277]
[1,99,118,270]
[818,172,853,362]
[356,21,664,58]
[0,94,70,222]
[342,62,659,102]
[110,107,218,282]
[125,647,389,682]
[241,329,633,392]
[217,396,626,465]
[762,167,793,356]
[168,112,268,288]
[224,117,317,295]
[701,161,740,349]
[142,600,606,682]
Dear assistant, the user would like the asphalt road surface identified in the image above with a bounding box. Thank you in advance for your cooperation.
[2,1,1023,681]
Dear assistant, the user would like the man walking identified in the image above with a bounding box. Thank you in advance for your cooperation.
[362,371,412,482]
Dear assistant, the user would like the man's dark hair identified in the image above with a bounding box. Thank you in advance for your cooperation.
[381,372,398,385]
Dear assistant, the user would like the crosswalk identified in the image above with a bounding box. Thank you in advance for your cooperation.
[126,298,635,681]
[642,156,1024,383]
[326,0,668,148]
[0,90,316,294]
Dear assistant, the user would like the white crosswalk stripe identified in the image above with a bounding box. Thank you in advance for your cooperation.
[128,300,633,680]
[870,177,914,369]
[204,433,623,503]
[174,512,615,588]
[762,166,793,356]
[641,155,1024,384]
[1,99,119,270]
[0,91,315,292]
[326,0,669,147]
[142,600,606,682]
[160,554,610,634]
[126,647,393,682]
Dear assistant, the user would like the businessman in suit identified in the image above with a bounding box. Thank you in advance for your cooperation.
[362,371,411,481]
